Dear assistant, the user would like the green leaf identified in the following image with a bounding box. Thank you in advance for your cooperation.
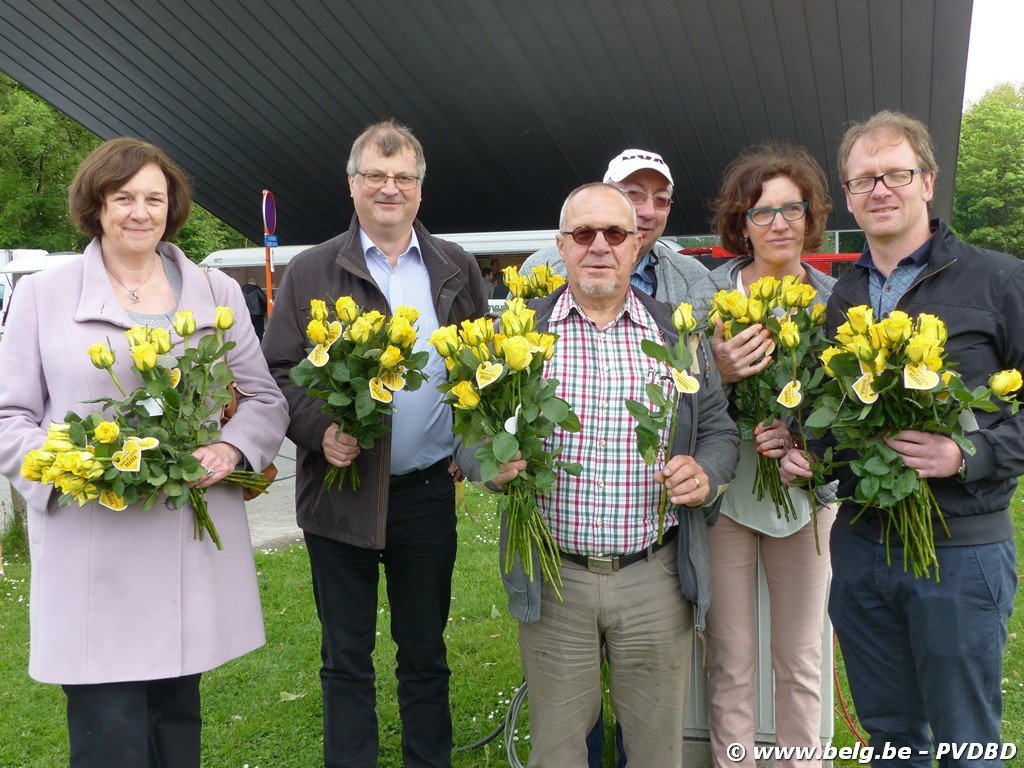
[625,399,651,421]
[645,382,668,409]
[559,411,582,432]
[540,397,569,423]
[863,455,890,476]
[480,457,500,483]
[492,432,520,463]
[558,461,583,477]
[355,389,374,419]
[640,338,670,363]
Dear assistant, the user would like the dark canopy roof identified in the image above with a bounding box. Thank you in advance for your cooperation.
[0,0,972,244]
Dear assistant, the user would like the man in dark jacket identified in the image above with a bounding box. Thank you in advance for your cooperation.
[782,110,1024,767]
[241,277,267,340]
[263,120,488,768]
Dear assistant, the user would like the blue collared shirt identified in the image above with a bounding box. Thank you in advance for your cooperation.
[360,229,453,475]
[630,250,656,296]
[855,232,934,318]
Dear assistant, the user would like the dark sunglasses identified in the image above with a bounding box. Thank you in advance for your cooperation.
[561,225,634,246]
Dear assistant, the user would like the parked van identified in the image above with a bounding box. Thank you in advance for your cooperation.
[0,251,82,333]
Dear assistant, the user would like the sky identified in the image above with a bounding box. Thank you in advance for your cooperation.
[962,0,1024,106]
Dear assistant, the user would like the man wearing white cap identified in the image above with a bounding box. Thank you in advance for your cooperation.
[519,148,715,319]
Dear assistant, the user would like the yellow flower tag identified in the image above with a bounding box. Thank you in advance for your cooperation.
[111,441,142,472]
[380,370,406,391]
[98,489,128,511]
[777,379,803,408]
[903,363,940,391]
[369,377,393,403]
[670,368,700,394]
[764,339,776,357]
[135,437,160,451]
[326,320,343,346]
[169,368,181,388]
[852,372,878,404]
[475,361,504,389]
[307,344,330,367]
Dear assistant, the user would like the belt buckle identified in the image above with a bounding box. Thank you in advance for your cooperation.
[587,554,618,574]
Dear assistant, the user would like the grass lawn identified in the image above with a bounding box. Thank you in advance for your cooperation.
[2,483,1022,767]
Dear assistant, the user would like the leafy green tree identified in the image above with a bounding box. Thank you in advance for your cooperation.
[953,83,1024,258]
[0,74,250,261]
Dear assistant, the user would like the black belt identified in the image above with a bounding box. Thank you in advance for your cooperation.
[389,458,449,490]
[559,526,678,574]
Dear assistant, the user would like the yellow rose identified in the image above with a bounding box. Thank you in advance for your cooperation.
[172,310,196,337]
[671,303,697,334]
[846,305,873,335]
[429,326,460,358]
[379,345,405,370]
[820,346,842,377]
[778,319,800,348]
[130,341,158,371]
[915,313,947,344]
[537,333,557,360]
[747,298,767,323]
[348,317,374,345]
[334,296,360,324]
[711,290,732,318]
[990,369,1023,397]
[94,421,121,444]
[20,449,55,481]
[505,273,527,298]
[502,335,534,371]
[868,324,889,351]
[394,305,420,324]
[310,299,328,322]
[362,310,386,334]
[214,306,235,330]
[451,380,481,410]
[531,265,552,285]
[924,349,945,372]
[723,292,749,321]
[459,318,486,347]
[849,337,876,363]
[882,311,913,344]
[387,316,416,348]
[148,327,172,355]
[546,273,566,292]
[904,334,935,364]
[750,275,780,302]
[492,332,506,356]
[87,342,115,369]
[124,325,149,347]
[306,319,329,345]
[810,303,826,325]
[502,299,535,333]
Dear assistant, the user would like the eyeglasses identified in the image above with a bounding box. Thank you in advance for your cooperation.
[745,201,808,227]
[356,172,421,190]
[843,168,921,195]
[617,188,673,210]
[561,225,634,246]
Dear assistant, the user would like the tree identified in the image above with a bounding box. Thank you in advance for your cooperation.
[953,83,1024,258]
[0,74,251,261]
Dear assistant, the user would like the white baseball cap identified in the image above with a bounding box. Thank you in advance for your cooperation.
[603,149,674,185]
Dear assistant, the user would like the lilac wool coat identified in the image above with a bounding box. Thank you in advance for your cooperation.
[0,239,288,685]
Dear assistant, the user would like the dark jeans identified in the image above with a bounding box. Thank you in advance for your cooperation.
[62,674,201,768]
[305,460,457,768]
[587,710,626,768]
[829,524,1016,767]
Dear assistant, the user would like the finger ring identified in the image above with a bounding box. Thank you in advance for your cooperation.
[694,477,701,488]
[203,467,213,478]
[779,438,785,449]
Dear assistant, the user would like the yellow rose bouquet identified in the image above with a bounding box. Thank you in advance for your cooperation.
[289,297,429,490]
[709,275,829,521]
[431,298,582,594]
[502,264,566,299]
[805,306,1022,579]
[624,301,702,543]
[20,308,269,549]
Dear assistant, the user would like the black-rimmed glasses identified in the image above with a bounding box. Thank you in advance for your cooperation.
[745,201,808,227]
[843,168,921,194]
[561,226,634,246]
[356,172,421,190]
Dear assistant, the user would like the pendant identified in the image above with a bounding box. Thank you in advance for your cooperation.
[128,289,140,303]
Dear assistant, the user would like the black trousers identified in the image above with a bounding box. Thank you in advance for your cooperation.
[62,673,202,768]
[305,460,457,768]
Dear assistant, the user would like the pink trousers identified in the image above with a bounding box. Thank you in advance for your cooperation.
[705,507,836,768]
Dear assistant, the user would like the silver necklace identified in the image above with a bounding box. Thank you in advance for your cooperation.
[107,257,159,304]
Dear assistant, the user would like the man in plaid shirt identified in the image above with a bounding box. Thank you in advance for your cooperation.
[485,183,738,766]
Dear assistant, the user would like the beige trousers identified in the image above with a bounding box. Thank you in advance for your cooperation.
[705,507,836,768]
[519,540,693,768]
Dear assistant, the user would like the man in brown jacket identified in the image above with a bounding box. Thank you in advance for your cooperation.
[263,119,488,768]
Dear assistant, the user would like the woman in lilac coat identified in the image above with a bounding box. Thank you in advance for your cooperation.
[0,138,288,767]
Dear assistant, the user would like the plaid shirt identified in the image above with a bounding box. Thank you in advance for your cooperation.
[540,289,678,555]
